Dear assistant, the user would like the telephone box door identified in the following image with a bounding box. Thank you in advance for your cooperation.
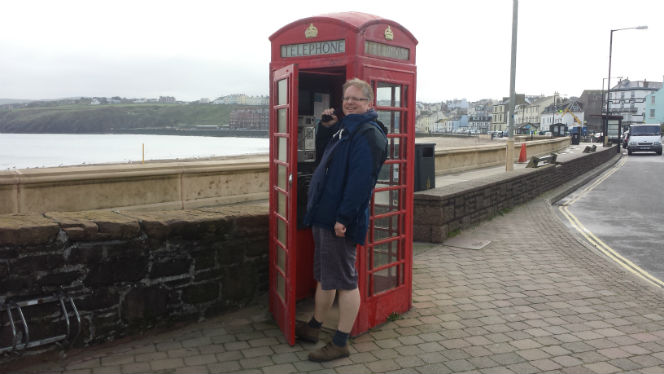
[355,67,415,334]
[269,64,299,346]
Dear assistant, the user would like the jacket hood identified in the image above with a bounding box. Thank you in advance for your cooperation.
[342,110,379,135]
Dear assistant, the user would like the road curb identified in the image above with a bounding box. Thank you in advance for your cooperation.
[546,152,623,206]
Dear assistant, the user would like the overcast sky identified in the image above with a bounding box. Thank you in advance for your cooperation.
[1,0,662,103]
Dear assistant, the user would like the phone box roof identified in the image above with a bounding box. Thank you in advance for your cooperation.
[269,12,417,65]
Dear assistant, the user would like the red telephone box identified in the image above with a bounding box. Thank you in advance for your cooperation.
[268,12,417,345]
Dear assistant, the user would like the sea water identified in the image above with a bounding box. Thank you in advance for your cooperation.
[0,133,269,170]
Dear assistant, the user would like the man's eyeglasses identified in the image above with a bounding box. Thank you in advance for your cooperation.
[343,96,369,102]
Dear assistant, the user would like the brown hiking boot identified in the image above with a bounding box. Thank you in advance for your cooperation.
[308,341,350,362]
[295,321,320,343]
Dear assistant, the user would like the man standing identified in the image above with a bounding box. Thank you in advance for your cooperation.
[298,78,388,362]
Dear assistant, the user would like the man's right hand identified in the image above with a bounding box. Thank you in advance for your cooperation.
[321,108,338,127]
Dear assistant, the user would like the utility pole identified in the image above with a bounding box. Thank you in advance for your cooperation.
[506,0,518,171]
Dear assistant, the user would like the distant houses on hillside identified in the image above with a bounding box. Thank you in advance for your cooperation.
[85,94,269,106]
[212,94,269,105]
[414,77,664,135]
[6,81,662,134]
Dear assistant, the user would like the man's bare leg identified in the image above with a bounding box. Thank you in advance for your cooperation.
[314,282,336,323]
[337,287,360,333]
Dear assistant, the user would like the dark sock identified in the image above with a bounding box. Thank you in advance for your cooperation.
[308,317,322,329]
[332,330,349,347]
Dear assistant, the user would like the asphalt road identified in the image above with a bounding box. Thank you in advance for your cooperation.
[556,148,664,286]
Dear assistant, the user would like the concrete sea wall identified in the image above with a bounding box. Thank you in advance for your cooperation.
[0,138,568,215]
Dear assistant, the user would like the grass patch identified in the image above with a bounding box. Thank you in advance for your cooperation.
[447,228,461,238]
[387,312,401,322]
[497,207,513,216]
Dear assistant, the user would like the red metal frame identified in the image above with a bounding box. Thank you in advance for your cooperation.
[268,64,299,346]
[269,12,417,344]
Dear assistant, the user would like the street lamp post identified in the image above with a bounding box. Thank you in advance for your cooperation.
[600,77,607,119]
[605,25,647,149]
[506,0,518,171]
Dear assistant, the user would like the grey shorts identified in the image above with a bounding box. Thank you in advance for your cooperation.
[312,225,358,290]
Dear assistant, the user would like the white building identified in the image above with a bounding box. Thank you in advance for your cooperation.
[491,100,508,132]
[606,78,662,126]
[445,99,468,110]
[213,94,269,105]
[540,100,584,130]
[515,95,555,133]
[416,111,446,133]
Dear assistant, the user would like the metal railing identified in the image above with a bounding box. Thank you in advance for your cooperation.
[1,288,81,355]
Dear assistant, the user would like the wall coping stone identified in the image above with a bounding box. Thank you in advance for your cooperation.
[0,214,61,246]
[0,204,269,246]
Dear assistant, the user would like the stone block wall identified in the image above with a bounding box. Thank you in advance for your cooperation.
[0,204,268,360]
[415,147,619,242]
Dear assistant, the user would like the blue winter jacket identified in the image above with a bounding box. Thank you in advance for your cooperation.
[303,110,388,245]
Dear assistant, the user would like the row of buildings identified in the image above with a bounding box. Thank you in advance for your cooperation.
[78,86,664,133]
[416,78,664,134]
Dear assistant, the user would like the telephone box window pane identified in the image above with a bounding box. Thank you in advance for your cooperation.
[377,83,401,107]
[376,163,400,188]
[278,79,287,106]
[277,191,287,217]
[374,214,401,242]
[389,137,401,159]
[377,110,401,134]
[278,109,287,133]
[372,239,400,268]
[402,86,408,108]
[393,112,401,133]
[277,272,286,301]
[277,244,286,272]
[278,165,287,190]
[377,87,391,106]
[372,265,402,295]
[278,137,287,162]
[277,218,286,245]
[373,189,401,214]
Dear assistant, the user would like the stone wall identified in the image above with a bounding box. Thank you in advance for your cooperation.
[0,204,268,361]
[414,146,619,242]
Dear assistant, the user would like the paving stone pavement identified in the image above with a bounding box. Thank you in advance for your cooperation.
[9,173,664,374]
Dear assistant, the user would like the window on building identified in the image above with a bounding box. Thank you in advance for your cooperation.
[631,91,635,98]
[651,109,656,118]
[652,96,656,104]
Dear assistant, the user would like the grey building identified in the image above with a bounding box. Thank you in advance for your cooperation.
[579,90,603,132]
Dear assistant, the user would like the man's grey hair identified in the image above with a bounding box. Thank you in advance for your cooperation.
[343,78,374,103]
